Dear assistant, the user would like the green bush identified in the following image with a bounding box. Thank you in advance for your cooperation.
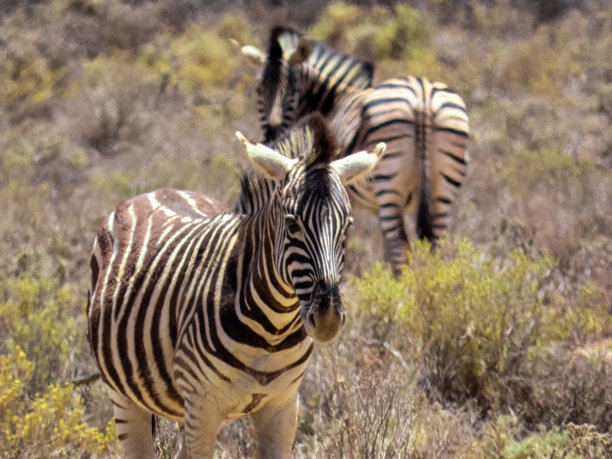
[351,239,611,420]
[402,239,554,411]
[0,28,66,118]
[309,2,363,49]
[0,343,116,457]
[485,421,612,459]
[373,4,430,60]
[0,274,86,393]
[310,3,430,63]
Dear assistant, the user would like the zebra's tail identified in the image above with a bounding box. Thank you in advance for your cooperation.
[415,109,435,244]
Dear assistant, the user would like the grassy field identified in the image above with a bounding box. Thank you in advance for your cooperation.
[0,0,611,457]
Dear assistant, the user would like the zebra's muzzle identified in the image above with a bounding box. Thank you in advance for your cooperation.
[303,281,345,343]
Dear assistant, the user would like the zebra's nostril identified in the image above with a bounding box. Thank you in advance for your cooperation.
[308,311,316,328]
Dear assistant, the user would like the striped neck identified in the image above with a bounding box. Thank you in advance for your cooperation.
[269,26,373,121]
[296,41,372,118]
[236,192,303,338]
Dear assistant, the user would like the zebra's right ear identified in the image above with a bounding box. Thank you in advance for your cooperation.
[236,132,297,180]
[231,39,266,65]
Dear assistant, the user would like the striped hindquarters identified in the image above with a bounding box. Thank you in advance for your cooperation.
[420,77,469,241]
[331,76,469,240]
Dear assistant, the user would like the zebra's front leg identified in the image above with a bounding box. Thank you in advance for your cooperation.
[379,210,410,277]
[183,395,223,459]
[251,394,299,459]
[106,387,156,459]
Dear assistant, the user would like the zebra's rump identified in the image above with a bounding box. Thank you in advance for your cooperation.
[331,76,469,216]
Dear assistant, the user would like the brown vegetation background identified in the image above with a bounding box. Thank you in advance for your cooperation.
[0,0,610,457]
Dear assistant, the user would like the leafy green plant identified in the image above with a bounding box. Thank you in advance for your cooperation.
[501,423,612,459]
[400,239,554,411]
[0,30,66,118]
[374,4,430,60]
[0,343,116,457]
[309,2,363,48]
[0,274,86,393]
[351,238,611,421]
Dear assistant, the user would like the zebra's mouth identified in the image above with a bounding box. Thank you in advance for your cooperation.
[300,281,346,343]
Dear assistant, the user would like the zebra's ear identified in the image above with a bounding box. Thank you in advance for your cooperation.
[236,132,297,180]
[232,39,266,65]
[331,143,386,185]
[288,37,312,67]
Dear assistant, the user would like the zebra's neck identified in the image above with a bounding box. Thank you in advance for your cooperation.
[236,191,302,337]
[296,41,372,119]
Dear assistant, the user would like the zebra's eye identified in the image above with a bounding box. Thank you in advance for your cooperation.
[285,214,301,235]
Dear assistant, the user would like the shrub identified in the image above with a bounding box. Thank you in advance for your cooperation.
[308,2,363,49]
[400,239,554,411]
[351,238,611,422]
[159,14,253,98]
[498,423,612,458]
[0,273,86,393]
[310,3,430,63]
[293,323,477,458]
[0,343,116,458]
[373,4,430,60]
[0,28,65,120]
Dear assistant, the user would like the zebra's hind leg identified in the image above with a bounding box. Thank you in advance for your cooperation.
[107,387,156,459]
[379,211,410,278]
[251,394,298,459]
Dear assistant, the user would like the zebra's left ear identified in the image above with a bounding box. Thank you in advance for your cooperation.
[288,37,312,67]
[236,132,297,180]
[331,143,386,185]
[231,39,267,65]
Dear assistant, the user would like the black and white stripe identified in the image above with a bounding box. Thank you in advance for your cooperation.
[249,27,469,276]
[87,114,380,458]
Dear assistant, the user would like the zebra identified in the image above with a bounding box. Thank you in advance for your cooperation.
[86,113,384,458]
[237,26,470,276]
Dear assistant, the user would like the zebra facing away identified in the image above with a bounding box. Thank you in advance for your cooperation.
[237,26,470,276]
[87,114,384,458]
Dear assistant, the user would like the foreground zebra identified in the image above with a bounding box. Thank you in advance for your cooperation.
[87,114,383,458]
[237,26,470,275]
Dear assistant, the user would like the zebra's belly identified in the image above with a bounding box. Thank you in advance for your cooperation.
[99,346,309,423]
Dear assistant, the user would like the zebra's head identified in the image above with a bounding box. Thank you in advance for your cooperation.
[236,26,374,144]
[237,114,385,342]
[237,27,312,143]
